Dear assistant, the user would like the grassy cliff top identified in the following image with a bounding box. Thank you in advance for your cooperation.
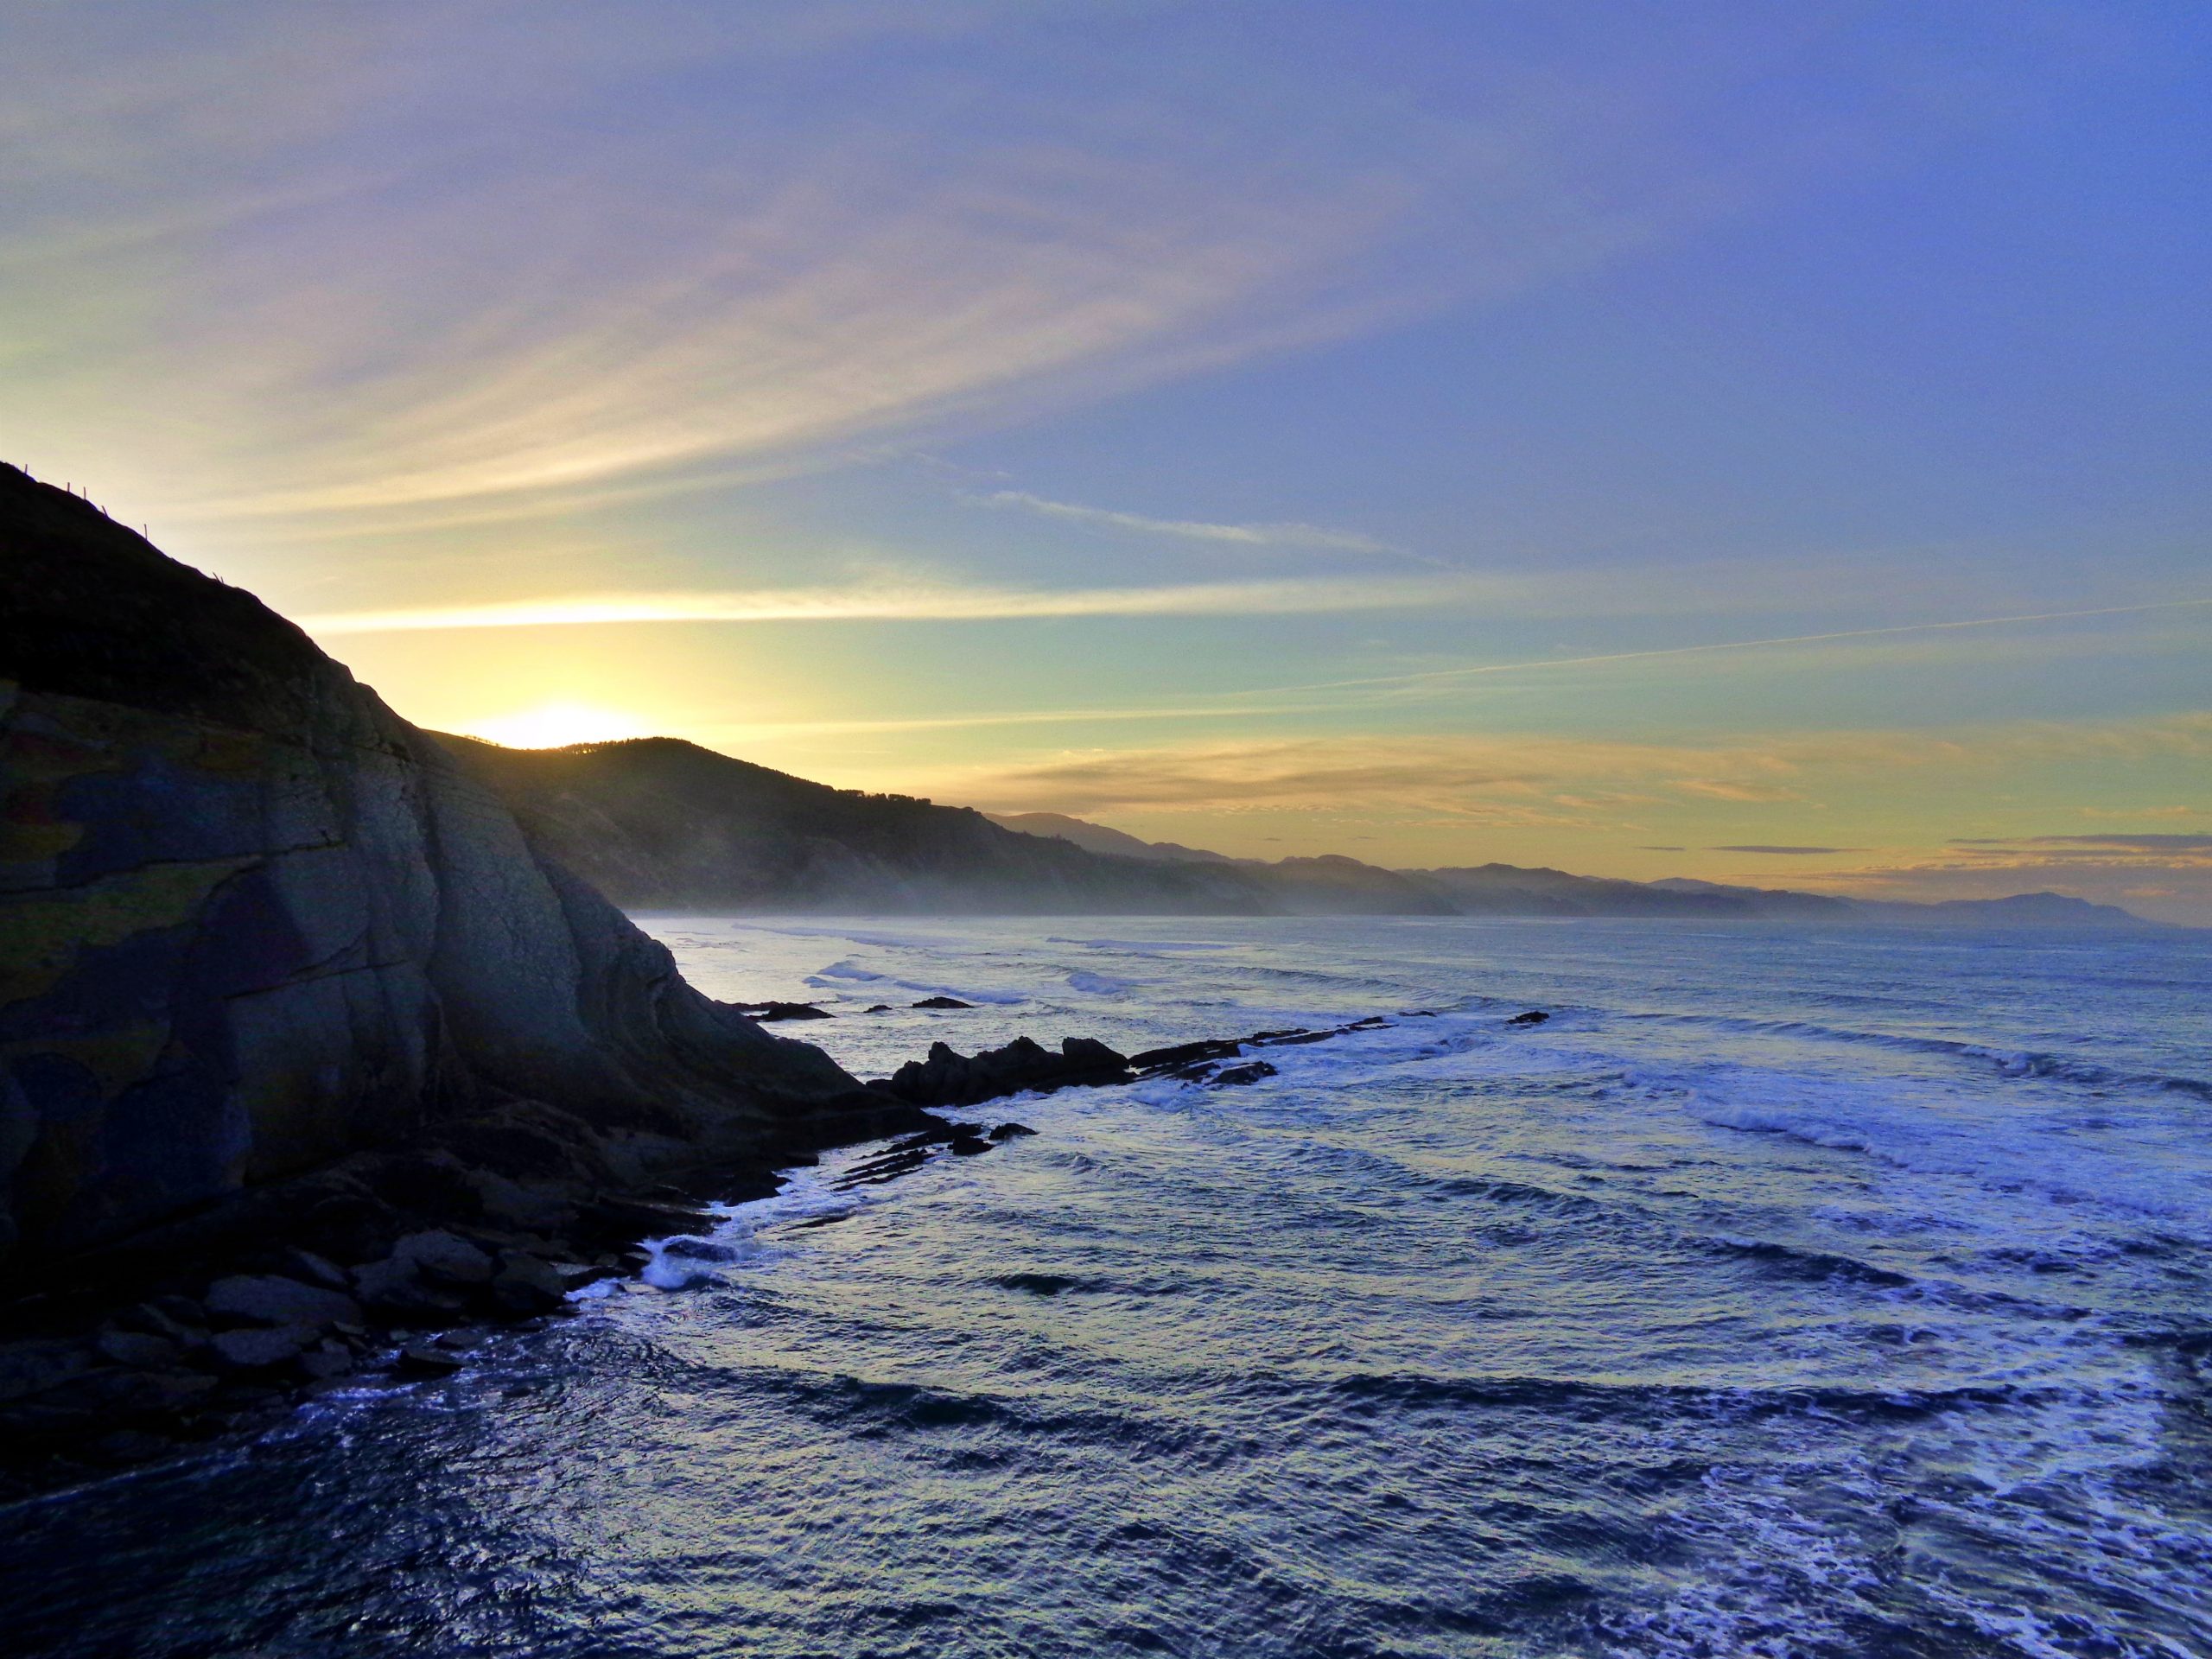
[0,463,345,739]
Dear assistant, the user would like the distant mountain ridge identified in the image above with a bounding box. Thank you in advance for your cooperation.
[984,811,1236,865]
[435,736,1277,915]
[440,735,2156,927]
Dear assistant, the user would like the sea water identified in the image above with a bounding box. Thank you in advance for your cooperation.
[5,917,2210,1657]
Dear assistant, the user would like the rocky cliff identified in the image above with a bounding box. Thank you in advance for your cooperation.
[0,465,857,1273]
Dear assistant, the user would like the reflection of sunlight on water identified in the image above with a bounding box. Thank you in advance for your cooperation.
[464,702,649,749]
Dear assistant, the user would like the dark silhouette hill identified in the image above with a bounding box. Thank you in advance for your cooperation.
[433,734,1274,914]
[984,811,1236,864]
[435,738,2152,926]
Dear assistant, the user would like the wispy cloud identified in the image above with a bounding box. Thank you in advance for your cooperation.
[976,490,1392,555]
[929,713,2212,818]
[938,733,1786,817]
[296,571,1506,635]
[1949,834,2212,855]
[1709,844,1858,855]
[3,4,2044,535]
[296,576,2212,679]
[3,8,1432,529]
[1275,599,2212,697]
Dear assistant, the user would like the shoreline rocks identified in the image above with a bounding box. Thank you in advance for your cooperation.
[0,460,862,1280]
[0,1001,1548,1500]
[871,1008,1491,1111]
[0,1082,943,1501]
[0,462,916,1499]
[877,1035,1129,1108]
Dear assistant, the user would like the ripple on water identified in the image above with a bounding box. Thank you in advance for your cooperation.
[5,917,2210,1657]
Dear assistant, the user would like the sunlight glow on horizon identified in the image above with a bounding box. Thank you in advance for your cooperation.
[466,702,652,751]
[4,3,2208,919]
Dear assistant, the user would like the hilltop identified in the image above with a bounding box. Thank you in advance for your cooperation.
[437,734,2152,927]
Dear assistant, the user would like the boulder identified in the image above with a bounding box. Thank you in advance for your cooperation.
[659,1237,738,1262]
[396,1343,466,1378]
[276,1249,351,1290]
[490,1252,568,1315]
[911,996,974,1010]
[1506,1010,1549,1027]
[390,1230,494,1287]
[1128,1038,1244,1073]
[205,1274,362,1330]
[577,1195,712,1244]
[298,1192,404,1266]
[468,1170,576,1232]
[95,1330,181,1370]
[0,1338,89,1404]
[116,1302,209,1348]
[351,1255,465,1319]
[298,1346,353,1382]
[207,1325,316,1373]
[883,1036,1132,1109]
[1206,1061,1278,1088]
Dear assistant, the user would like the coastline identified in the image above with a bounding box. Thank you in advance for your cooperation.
[0,1001,1473,1503]
[10,916,2206,1656]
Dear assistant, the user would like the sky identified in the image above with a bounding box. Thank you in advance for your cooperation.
[5,1,2209,920]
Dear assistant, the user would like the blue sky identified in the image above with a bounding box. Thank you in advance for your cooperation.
[4,2,2208,917]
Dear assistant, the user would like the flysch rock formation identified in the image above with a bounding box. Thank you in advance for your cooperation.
[0,464,1536,1501]
[0,461,874,1273]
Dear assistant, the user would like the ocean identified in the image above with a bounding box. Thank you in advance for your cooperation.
[6,916,2210,1657]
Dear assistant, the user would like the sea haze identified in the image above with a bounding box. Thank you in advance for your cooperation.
[7,918,2210,1657]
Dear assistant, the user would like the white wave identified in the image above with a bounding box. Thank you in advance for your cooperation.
[1047,937,1231,952]
[619,1168,874,1294]
[1066,971,1139,995]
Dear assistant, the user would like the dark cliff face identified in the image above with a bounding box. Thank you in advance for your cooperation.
[0,465,855,1270]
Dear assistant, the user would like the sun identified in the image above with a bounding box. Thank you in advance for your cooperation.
[468,702,650,750]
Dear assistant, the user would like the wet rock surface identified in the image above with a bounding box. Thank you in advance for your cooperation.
[0,956,1437,1505]
[877,1035,1130,1108]
[205,1274,362,1330]
[0,461,950,1500]
[872,1011,1440,1110]
[0,1092,938,1499]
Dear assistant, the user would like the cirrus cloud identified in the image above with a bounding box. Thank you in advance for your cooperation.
[1708,845,1859,855]
[974,490,1395,556]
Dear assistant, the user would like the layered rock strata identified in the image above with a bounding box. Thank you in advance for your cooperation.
[0,462,861,1272]
[0,466,943,1492]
